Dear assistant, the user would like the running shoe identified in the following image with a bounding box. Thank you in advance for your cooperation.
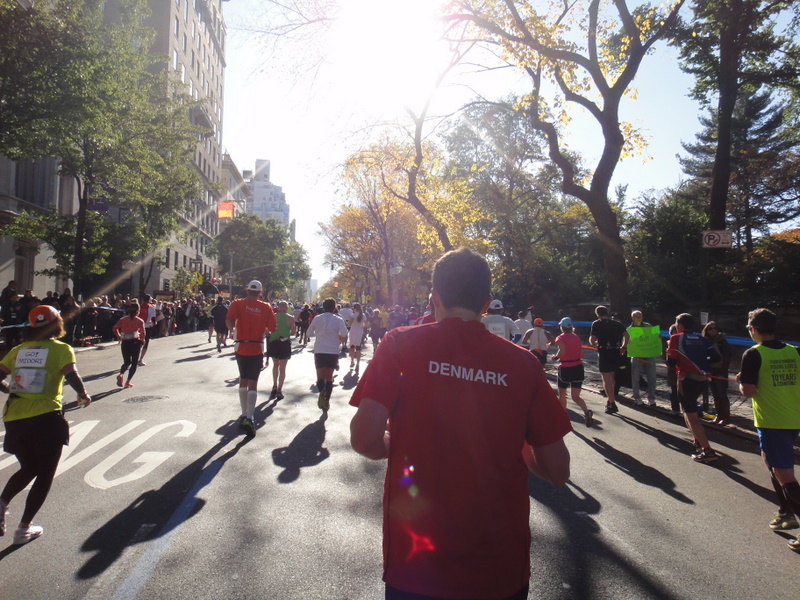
[270,387,278,398]
[691,449,719,463]
[633,398,644,406]
[693,440,702,453]
[584,410,594,428]
[789,537,800,552]
[318,389,329,411]
[124,381,134,388]
[138,360,146,366]
[0,498,7,536]
[769,512,799,531]
[275,390,284,400]
[13,525,43,545]
[604,403,614,414]
[116,374,124,387]
[237,415,247,428]
[647,400,657,407]
[242,418,256,438]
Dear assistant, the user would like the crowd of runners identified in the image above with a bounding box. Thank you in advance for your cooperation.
[0,257,797,585]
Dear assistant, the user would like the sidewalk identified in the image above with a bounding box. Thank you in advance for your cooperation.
[548,351,800,455]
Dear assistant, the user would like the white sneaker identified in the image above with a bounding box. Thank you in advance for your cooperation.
[633,398,644,406]
[13,524,43,545]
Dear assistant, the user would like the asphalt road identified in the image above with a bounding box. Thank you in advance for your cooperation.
[0,331,797,600]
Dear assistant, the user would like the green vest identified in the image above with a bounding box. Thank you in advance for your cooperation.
[752,344,800,429]
[269,312,291,342]
[627,325,662,358]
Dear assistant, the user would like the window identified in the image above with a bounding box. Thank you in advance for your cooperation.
[164,280,170,291]
[174,16,179,37]
[183,34,187,52]
[183,255,187,268]
[165,248,170,269]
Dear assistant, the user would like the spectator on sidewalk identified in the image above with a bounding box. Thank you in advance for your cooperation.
[627,310,661,407]
[702,321,733,425]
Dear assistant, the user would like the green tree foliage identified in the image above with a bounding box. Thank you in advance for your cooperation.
[671,0,800,230]
[442,99,600,313]
[680,87,800,253]
[208,213,310,298]
[624,190,718,311]
[0,0,205,296]
[443,0,687,315]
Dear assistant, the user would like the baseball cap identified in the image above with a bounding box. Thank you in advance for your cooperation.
[247,280,263,292]
[533,318,543,326]
[558,317,573,327]
[489,299,503,310]
[28,304,60,327]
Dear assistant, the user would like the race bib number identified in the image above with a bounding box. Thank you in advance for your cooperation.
[11,348,49,394]
[488,323,506,337]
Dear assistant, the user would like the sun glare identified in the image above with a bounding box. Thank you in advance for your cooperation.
[327,0,453,115]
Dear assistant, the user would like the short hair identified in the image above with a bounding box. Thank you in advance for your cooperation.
[748,308,777,335]
[676,313,694,330]
[432,248,491,314]
[322,298,337,312]
[595,305,609,317]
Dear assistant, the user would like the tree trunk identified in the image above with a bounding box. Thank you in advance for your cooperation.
[73,177,89,299]
[708,8,740,231]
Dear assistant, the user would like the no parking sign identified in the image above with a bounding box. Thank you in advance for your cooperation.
[701,230,733,248]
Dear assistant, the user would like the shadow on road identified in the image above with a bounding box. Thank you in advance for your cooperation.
[571,429,694,504]
[82,369,120,383]
[75,424,248,580]
[272,415,330,483]
[529,477,681,599]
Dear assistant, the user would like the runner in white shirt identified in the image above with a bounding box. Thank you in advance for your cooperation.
[480,299,520,341]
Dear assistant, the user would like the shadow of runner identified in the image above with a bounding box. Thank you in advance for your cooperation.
[571,429,694,504]
[272,415,330,483]
[528,477,681,600]
[76,423,248,579]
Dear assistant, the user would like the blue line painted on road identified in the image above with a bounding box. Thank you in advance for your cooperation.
[110,456,225,600]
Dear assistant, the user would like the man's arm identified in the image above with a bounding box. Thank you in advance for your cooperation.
[350,397,390,460]
[522,438,570,486]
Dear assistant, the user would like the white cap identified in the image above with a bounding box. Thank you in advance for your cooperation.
[489,299,503,310]
[247,280,263,292]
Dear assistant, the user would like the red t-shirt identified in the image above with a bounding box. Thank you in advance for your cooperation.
[226,298,277,356]
[350,318,572,599]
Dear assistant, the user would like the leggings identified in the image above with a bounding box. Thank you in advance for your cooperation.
[120,339,143,378]
[1,437,63,524]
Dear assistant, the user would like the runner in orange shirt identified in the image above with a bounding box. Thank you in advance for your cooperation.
[225,281,277,437]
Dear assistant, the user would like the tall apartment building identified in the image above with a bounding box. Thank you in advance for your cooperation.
[0,0,227,299]
[245,159,291,225]
[146,0,226,294]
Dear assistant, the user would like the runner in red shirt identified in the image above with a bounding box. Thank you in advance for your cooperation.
[350,248,572,600]
[225,280,277,437]
[112,304,147,388]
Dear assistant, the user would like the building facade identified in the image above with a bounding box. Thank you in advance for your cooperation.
[144,0,226,295]
[245,159,290,225]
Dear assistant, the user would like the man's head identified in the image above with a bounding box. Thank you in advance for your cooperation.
[246,280,262,297]
[431,248,491,314]
[322,298,337,312]
[595,305,609,318]
[748,308,777,338]
[276,300,288,313]
[631,310,643,326]
[142,294,151,303]
[216,296,224,304]
[675,313,694,332]
[487,299,504,314]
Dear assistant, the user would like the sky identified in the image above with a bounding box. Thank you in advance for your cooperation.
[219,0,704,285]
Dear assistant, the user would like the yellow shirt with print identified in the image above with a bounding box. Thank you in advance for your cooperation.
[1,339,76,422]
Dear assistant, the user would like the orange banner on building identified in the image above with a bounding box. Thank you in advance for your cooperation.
[217,201,234,219]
